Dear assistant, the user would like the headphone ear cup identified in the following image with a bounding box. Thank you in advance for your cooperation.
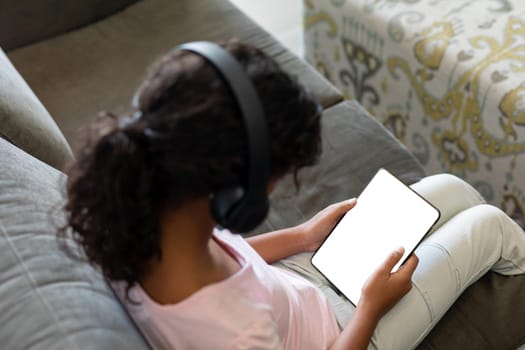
[240,195,269,232]
[223,192,270,233]
[210,186,245,228]
[211,187,270,233]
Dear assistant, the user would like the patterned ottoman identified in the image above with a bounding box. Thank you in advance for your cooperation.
[304,0,525,226]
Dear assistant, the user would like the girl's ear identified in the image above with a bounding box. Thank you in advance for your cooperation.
[267,176,280,194]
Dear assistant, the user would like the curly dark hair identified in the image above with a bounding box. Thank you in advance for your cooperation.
[62,40,322,289]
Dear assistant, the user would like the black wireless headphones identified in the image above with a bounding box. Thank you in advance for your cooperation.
[177,41,271,233]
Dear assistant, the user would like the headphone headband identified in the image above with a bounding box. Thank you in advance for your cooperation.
[177,41,271,233]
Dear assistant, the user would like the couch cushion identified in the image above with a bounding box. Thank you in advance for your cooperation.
[0,47,73,170]
[8,0,342,153]
[0,0,139,50]
[252,100,426,234]
[0,138,148,349]
[417,271,525,350]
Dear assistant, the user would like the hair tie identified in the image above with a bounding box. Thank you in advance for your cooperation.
[118,111,143,129]
[144,128,163,139]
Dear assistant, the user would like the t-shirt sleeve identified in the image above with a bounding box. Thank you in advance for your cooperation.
[232,317,284,350]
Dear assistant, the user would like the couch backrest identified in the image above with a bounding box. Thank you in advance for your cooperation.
[0,47,73,170]
[0,0,140,50]
[0,137,149,349]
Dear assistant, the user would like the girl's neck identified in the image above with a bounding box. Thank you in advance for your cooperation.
[139,197,240,305]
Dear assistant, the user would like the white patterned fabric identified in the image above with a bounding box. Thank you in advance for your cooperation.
[304,0,525,226]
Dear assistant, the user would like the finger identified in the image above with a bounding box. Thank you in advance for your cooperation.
[346,197,357,207]
[327,198,357,216]
[391,255,418,294]
[397,254,419,276]
[378,247,405,273]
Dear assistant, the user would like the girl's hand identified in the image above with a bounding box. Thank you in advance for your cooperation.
[359,247,419,321]
[328,248,418,350]
[298,198,357,252]
[247,199,355,263]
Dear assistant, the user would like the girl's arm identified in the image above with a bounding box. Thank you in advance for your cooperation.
[246,225,307,264]
[247,199,357,263]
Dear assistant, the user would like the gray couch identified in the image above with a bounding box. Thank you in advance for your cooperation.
[0,0,523,349]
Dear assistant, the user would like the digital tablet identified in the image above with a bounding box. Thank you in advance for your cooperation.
[311,168,440,306]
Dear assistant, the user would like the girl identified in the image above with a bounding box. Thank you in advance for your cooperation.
[63,41,525,349]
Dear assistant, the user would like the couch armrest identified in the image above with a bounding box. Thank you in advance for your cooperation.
[0,47,73,170]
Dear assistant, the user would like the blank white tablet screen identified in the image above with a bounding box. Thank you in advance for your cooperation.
[311,168,440,306]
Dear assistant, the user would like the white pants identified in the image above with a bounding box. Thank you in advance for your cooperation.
[273,174,525,350]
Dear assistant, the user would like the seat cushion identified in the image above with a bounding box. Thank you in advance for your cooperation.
[8,0,342,152]
[0,138,148,349]
[0,47,73,170]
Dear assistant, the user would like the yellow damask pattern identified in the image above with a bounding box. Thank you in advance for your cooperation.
[388,16,525,173]
[304,0,525,225]
[414,21,454,70]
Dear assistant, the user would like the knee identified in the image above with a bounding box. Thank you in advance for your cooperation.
[465,204,508,232]
[429,173,476,191]
[423,174,485,205]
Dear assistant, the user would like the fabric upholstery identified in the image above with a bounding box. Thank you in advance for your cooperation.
[0,47,73,170]
[8,0,342,153]
[252,100,426,234]
[304,0,525,228]
[0,138,148,349]
[0,0,139,50]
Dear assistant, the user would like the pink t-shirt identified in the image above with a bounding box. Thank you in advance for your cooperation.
[113,229,340,349]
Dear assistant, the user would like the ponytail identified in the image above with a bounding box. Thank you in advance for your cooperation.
[63,113,161,286]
